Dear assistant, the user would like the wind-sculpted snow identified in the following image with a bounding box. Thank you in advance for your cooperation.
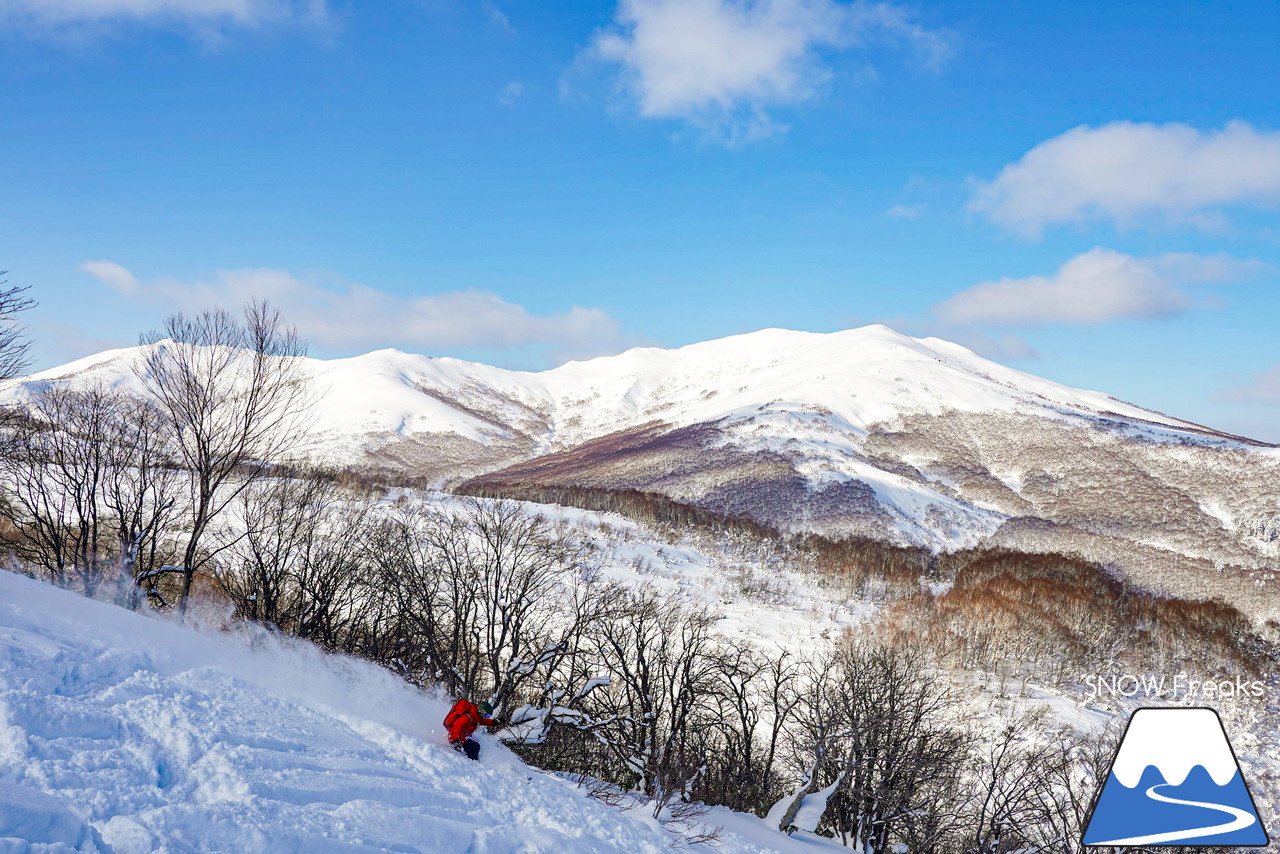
[0,570,837,853]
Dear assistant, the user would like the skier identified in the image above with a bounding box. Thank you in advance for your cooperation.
[443,697,496,760]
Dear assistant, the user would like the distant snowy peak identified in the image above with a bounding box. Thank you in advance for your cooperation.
[7,325,1237,455]
[1111,708,1242,788]
[536,324,1222,445]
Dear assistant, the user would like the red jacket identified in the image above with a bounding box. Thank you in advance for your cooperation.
[444,698,494,742]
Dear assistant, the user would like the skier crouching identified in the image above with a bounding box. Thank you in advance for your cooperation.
[444,697,496,760]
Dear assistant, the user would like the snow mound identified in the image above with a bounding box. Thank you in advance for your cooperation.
[0,571,827,853]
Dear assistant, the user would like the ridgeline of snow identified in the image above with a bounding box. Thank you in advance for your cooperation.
[1111,708,1242,788]
[538,326,1206,442]
[0,569,846,854]
[7,325,1225,466]
[12,324,1257,555]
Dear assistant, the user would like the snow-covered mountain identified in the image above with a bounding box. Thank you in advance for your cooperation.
[9,325,1279,613]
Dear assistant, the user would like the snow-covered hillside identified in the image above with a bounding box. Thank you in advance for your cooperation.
[7,325,1278,606]
[0,569,850,854]
[12,325,1231,473]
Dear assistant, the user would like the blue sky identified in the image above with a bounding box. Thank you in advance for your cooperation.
[2,0,1279,440]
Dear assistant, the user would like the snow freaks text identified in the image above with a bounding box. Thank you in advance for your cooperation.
[1083,673,1266,701]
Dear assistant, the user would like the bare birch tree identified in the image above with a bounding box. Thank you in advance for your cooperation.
[219,473,372,647]
[135,300,310,613]
[0,384,178,599]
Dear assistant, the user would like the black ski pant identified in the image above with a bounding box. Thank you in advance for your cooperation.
[452,738,480,760]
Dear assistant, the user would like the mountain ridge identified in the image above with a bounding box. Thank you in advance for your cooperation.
[6,325,1279,615]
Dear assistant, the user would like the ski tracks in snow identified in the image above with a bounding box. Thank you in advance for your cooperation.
[1,571,828,854]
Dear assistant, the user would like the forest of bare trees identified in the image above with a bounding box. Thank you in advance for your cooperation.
[1,291,1275,851]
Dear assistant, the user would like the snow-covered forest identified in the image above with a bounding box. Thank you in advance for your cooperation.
[2,291,1278,852]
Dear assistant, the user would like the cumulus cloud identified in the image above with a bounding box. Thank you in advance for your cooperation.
[882,316,1041,362]
[932,247,1263,326]
[586,0,950,142]
[0,0,326,31]
[970,121,1280,236]
[79,263,636,364]
[1218,366,1280,405]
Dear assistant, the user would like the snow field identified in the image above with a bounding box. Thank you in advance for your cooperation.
[0,569,848,854]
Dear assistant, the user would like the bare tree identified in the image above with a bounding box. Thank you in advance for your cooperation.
[135,300,310,613]
[1,385,111,591]
[784,634,971,850]
[289,496,374,650]
[1020,723,1122,854]
[220,474,334,627]
[0,384,178,599]
[585,588,725,818]
[364,504,472,687]
[959,708,1062,854]
[219,473,373,648]
[102,397,181,607]
[367,498,599,712]
[0,276,35,381]
[700,646,800,814]
[466,499,599,715]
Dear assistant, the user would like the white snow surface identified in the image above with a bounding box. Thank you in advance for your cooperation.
[790,778,844,835]
[0,569,844,854]
[1110,708,1241,788]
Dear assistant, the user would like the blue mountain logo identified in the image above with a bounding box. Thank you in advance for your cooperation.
[1084,707,1269,846]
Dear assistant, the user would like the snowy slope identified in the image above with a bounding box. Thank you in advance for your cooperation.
[0,569,850,854]
[538,326,1206,441]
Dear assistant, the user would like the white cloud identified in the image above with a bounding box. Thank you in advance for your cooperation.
[933,247,1263,326]
[80,263,636,364]
[949,330,1040,361]
[885,203,922,220]
[498,80,525,106]
[586,0,950,142]
[0,0,326,30]
[482,1,514,34]
[79,260,141,295]
[882,316,1041,361]
[971,121,1280,236]
[36,320,130,366]
[1218,366,1280,406]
